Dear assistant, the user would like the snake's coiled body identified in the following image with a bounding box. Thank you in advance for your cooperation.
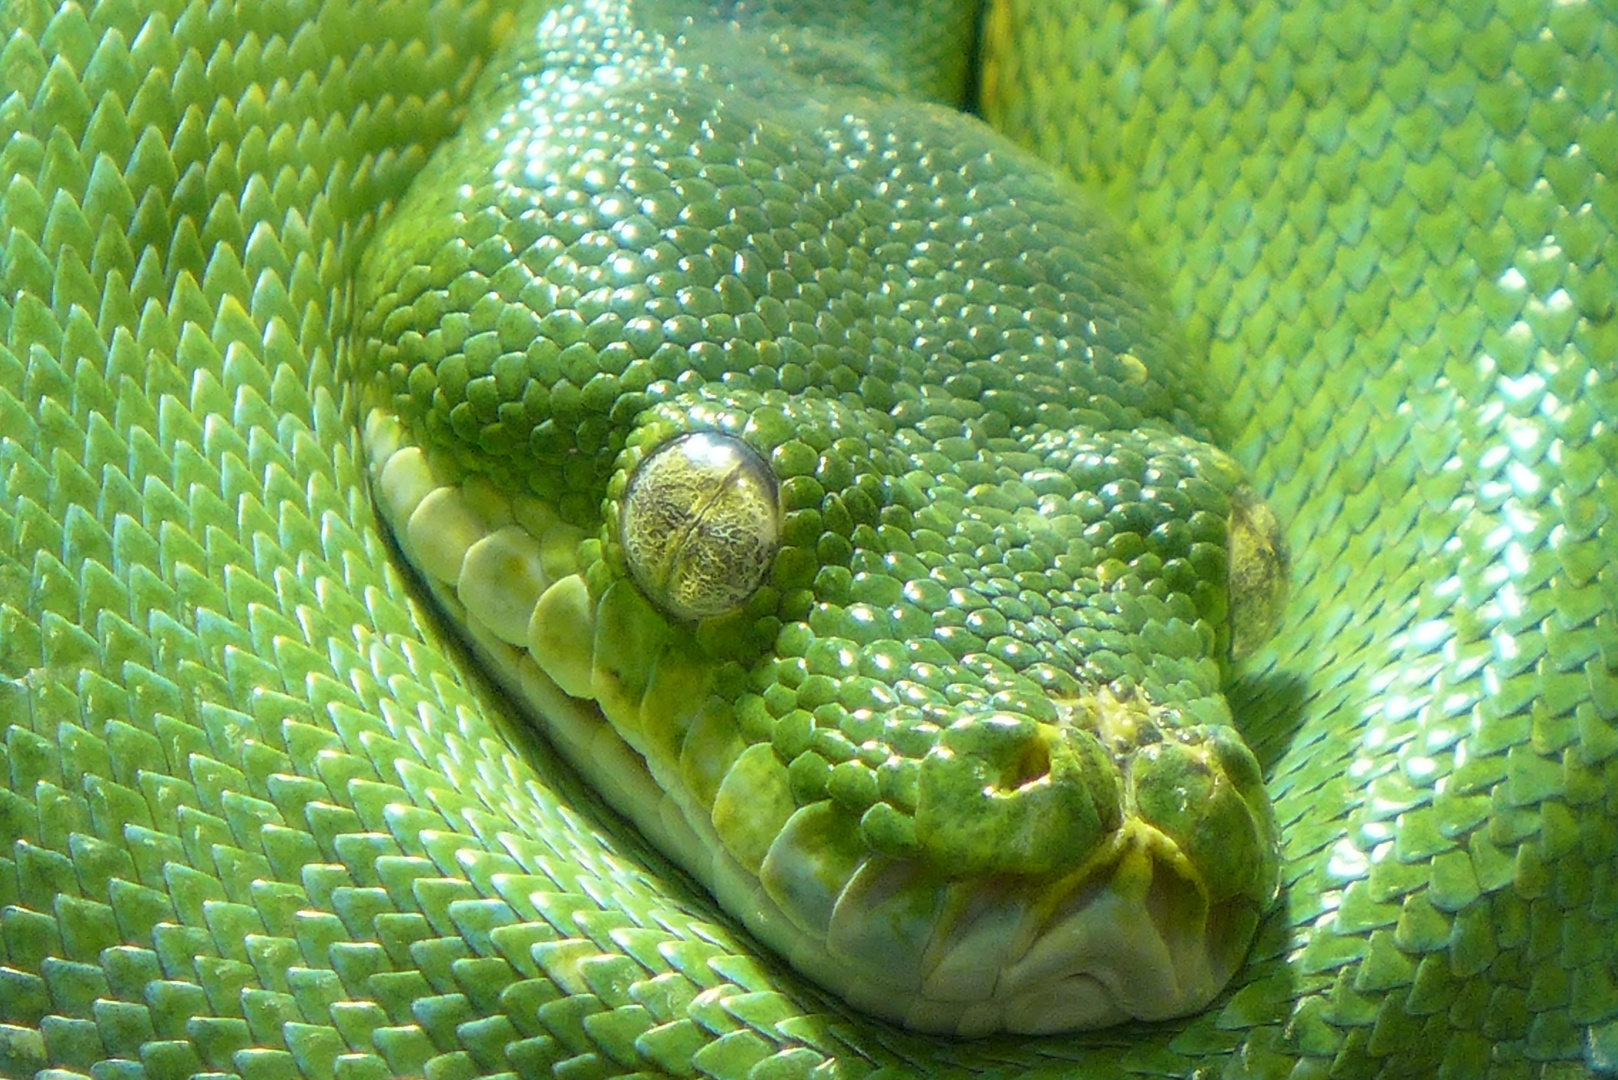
[1,0,1615,1077]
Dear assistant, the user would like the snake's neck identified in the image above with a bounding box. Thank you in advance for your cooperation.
[638,0,982,105]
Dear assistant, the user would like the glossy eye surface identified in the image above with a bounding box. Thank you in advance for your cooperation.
[620,432,780,621]
[1225,487,1289,660]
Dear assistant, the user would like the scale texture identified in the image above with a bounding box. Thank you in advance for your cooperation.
[0,0,1614,1079]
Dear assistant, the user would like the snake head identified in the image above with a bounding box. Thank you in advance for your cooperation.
[354,0,1289,1037]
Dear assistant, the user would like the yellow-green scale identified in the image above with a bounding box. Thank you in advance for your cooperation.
[985,0,1618,1073]
[355,0,1285,1037]
[1,0,1614,1074]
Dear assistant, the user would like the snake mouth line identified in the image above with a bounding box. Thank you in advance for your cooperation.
[360,403,1280,1037]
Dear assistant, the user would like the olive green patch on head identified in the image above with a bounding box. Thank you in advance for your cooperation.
[760,801,868,936]
[528,574,597,698]
[459,525,551,645]
[1130,725,1279,906]
[1224,486,1289,660]
[915,713,1122,878]
[679,696,749,809]
[589,579,673,743]
[712,742,797,872]
[352,0,1292,1036]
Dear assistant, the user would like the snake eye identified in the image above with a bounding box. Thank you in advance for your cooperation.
[620,432,780,621]
[1224,487,1289,660]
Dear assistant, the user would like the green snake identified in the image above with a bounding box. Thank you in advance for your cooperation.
[1,0,1613,1073]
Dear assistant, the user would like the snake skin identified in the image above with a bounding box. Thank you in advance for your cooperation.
[0,0,1614,1078]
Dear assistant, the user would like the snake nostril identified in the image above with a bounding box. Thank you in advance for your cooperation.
[997,736,1052,793]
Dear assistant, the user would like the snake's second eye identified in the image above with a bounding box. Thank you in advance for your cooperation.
[1225,486,1290,660]
[620,432,780,621]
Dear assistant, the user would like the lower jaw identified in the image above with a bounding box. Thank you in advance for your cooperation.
[361,405,1255,1037]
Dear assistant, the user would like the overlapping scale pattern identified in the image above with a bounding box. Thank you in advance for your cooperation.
[355,0,1289,1036]
[3,0,1614,1075]
[984,0,1618,1074]
[0,2,925,1078]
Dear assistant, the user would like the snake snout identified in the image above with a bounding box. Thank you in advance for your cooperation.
[914,711,1123,878]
